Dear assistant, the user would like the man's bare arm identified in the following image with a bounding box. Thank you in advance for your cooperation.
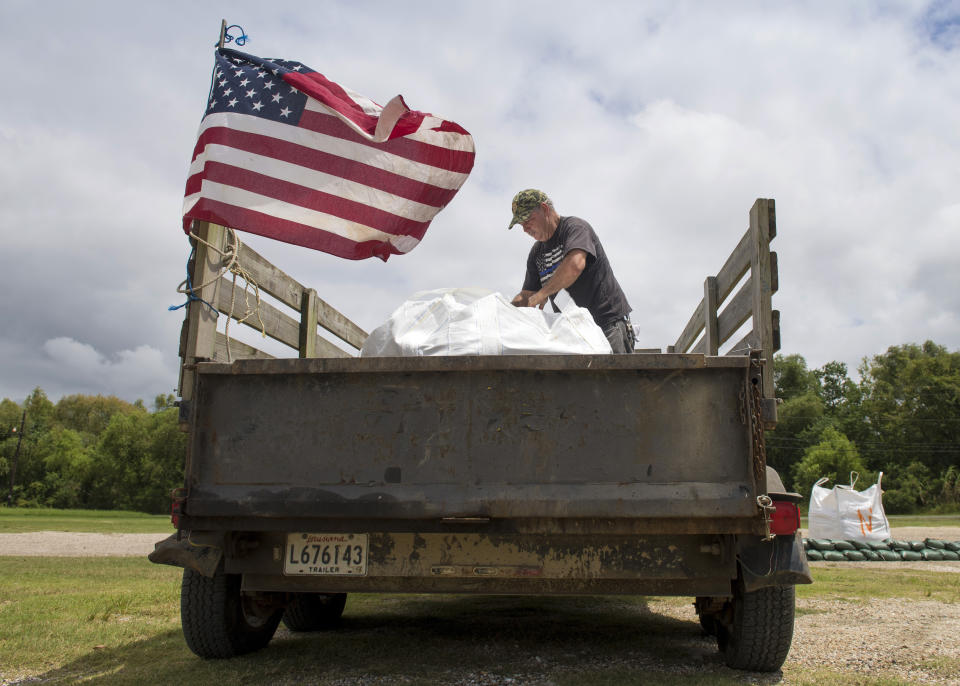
[526,250,586,309]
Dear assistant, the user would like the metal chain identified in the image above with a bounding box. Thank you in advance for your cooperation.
[749,364,768,492]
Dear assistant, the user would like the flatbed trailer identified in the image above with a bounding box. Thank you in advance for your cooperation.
[152,198,810,671]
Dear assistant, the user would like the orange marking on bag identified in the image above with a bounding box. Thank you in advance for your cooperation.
[857,507,874,536]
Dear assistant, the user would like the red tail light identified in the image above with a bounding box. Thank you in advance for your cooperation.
[769,500,800,535]
[171,500,183,528]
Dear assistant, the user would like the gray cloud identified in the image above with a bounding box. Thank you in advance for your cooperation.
[1,1,959,402]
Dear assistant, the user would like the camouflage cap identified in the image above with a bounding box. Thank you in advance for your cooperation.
[507,189,551,229]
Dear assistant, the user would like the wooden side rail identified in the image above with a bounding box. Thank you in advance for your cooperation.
[178,221,368,399]
[671,199,780,398]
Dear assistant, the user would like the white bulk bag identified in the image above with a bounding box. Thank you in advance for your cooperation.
[807,472,891,542]
[360,288,612,357]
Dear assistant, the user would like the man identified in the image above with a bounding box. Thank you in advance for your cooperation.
[508,189,635,353]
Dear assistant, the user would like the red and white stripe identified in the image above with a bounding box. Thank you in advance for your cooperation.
[183,73,475,261]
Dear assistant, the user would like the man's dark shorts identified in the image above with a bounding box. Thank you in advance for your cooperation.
[602,317,635,354]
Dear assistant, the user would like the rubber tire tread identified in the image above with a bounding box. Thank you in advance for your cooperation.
[722,584,795,672]
[282,593,347,632]
[180,568,282,659]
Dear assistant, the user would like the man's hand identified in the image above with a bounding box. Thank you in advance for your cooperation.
[526,291,549,309]
[511,290,535,307]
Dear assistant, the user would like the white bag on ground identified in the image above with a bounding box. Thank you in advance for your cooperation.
[360,288,612,357]
[808,472,891,542]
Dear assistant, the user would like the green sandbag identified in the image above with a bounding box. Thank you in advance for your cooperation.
[943,541,960,552]
[822,551,847,562]
[809,539,836,551]
[806,549,824,561]
[852,540,872,550]
[889,540,910,550]
[862,550,881,561]
[941,550,960,561]
[909,540,926,551]
[924,539,946,550]
[844,550,867,561]
[868,540,891,551]
[921,550,944,561]
[900,550,923,561]
[879,550,901,561]
[833,540,856,551]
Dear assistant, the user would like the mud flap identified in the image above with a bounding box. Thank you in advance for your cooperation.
[148,533,224,578]
[737,533,812,593]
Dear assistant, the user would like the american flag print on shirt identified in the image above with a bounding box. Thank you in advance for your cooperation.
[537,246,565,286]
[183,48,476,261]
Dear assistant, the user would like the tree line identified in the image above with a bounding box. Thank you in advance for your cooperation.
[1,339,958,515]
[770,340,960,513]
[0,390,185,514]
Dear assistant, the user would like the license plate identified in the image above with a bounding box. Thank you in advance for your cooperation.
[283,533,368,576]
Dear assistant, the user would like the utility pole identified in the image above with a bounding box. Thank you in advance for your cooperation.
[6,410,26,507]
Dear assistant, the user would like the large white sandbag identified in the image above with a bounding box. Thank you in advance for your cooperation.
[360,288,612,357]
[808,472,891,542]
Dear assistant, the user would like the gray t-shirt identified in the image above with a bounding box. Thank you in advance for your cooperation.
[522,216,631,327]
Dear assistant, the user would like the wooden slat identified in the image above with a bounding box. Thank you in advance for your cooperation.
[314,298,368,350]
[772,310,781,353]
[765,200,777,241]
[215,277,351,359]
[703,277,719,356]
[770,251,779,294]
[214,333,275,362]
[313,334,351,358]
[725,330,759,356]
[236,242,303,311]
[749,199,776,398]
[690,335,706,355]
[237,241,367,350]
[180,222,228,400]
[674,299,705,353]
[299,289,318,358]
[215,276,301,350]
[717,276,753,347]
[714,227,752,303]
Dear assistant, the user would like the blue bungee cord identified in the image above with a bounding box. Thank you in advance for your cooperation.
[218,24,249,47]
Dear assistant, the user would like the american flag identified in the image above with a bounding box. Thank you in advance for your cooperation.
[183,48,476,261]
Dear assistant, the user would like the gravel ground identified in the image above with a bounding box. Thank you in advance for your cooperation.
[0,531,164,556]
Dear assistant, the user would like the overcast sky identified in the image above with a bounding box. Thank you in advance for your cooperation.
[1,1,958,404]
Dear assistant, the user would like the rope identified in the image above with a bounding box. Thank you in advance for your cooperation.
[168,244,217,314]
[171,227,266,363]
[217,24,249,47]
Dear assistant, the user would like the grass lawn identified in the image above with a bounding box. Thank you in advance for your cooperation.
[0,507,172,534]
[0,557,956,686]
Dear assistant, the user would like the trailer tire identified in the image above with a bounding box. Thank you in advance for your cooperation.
[699,613,718,636]
[718,582,795,672]
[282,592,347,632]
[180,567,282,659]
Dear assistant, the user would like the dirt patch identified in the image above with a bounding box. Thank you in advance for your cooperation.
[885,526,960,541]
[0,531,165,557]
